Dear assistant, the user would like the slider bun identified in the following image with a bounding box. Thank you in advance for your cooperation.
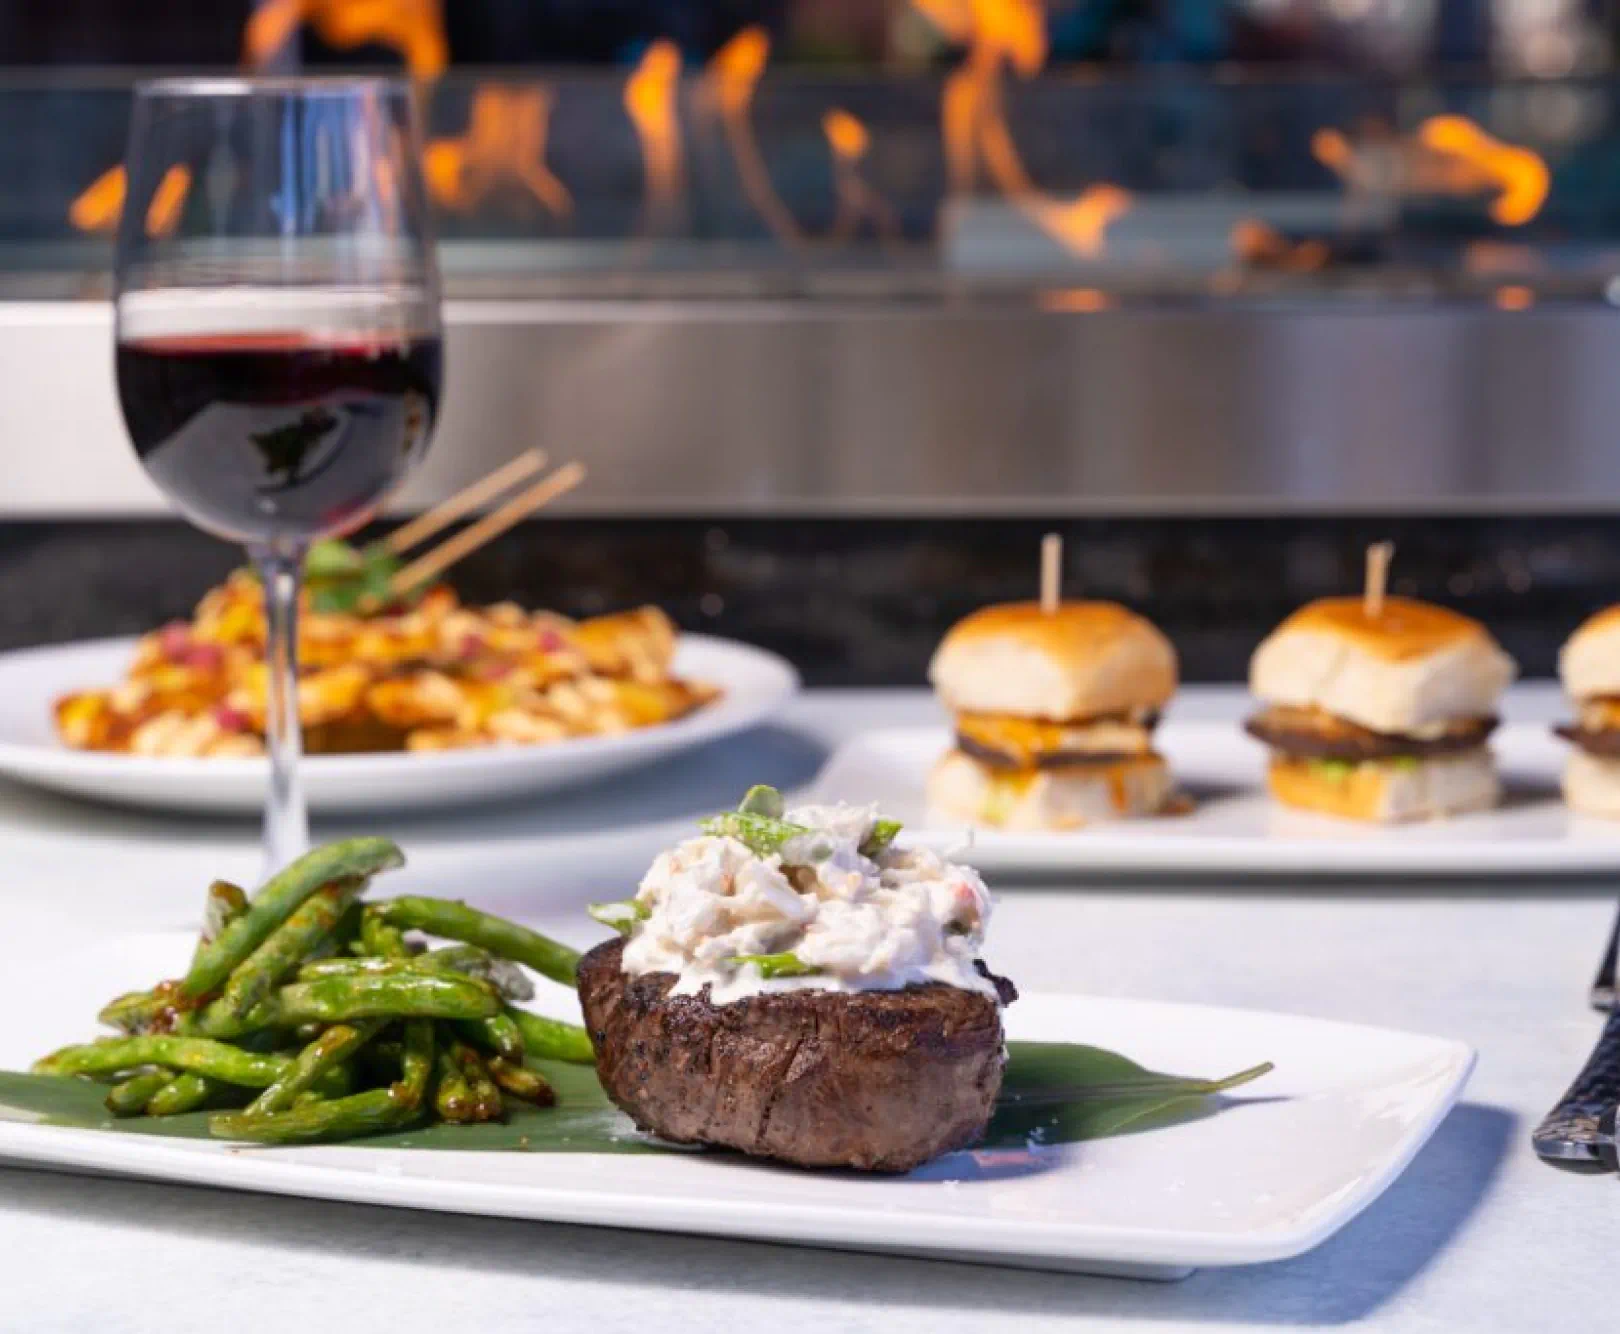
[1562,749,1620,819]
[1266,750,1499,823]
[929,602,1177,722]
[1250,596,1515,734]
[926,749,1174,830]
[1559,606,1620,701]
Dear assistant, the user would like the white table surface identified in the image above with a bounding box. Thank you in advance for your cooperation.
[0,684,1612,1334]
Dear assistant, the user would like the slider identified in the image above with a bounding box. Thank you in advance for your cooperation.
[1245,544,1516,822]
[925,539,1181,831]
[1554,608,1620,817]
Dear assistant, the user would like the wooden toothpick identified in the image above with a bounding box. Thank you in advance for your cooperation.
[1364,541,1395,618]
[1040,533,1063,614]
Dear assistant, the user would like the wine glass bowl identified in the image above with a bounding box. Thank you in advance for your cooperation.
[112,77,443,868]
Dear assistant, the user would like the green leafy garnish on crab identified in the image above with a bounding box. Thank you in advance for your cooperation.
[697,787,904,862]
[587,900,650,938]
[727,952,822,979]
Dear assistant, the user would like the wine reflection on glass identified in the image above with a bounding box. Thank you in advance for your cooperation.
[113,77,444,872]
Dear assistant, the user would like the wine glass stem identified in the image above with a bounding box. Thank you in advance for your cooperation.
[252,545,309,873]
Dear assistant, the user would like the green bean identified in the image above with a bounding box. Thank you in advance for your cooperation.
[297,957,420,980]
[213,879,364,1021]
[208,1015,428,1145]
[180,837,404,1001]
[397,1019,434,1116]
[374,897,579,985]
[301,949,534,1004]
[448,1039,504,1122]
[359,907,412,960]
[729,952,822,979]
[34,1037,291,1087]
[432,1044,475,1123]
[424,946,534,1001]
[97,985,187,1035]
[271,972,500,1025]
[244,1020,383,1118]
[487,1057,555,1107]
[145,1072,218,1116]
[506,1006,595,1064]
[453,1013,524,1064]
[104,1070,174,1117]
[194,880,250,962]
[209,1086,411,1144]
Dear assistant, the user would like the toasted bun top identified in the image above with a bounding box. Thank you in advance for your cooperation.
[1272,597,1489,659]
[1560,606,1620,700]
[928,601,1177,721]
[1250,596,1515,734]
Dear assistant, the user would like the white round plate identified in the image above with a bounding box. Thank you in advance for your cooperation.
[0,635,798,814]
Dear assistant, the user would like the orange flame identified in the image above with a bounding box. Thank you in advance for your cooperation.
[923,0,1131,261]
[1493,284,1535,310]
[67,164,191,237]
[822,108,869,161]
[145,166,192,237]
[1417,115,1549,226]
[624,40,685,232]
[1314,115,1549,228]
[68,166,127,234]
[1037,287,1112,312]
[1230,218,1328,272]
[424,86,573,219]
[823,108,899,245]
[700,27,802,246]
[244,0,448,81]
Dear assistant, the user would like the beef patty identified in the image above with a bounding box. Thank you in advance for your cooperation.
[577,937,1017,1172]
[1245,705,1497,762]
[1555,723,1620,758]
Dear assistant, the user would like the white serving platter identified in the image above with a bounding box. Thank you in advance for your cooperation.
[0,932,1471,1279]
[806,722,1620,875]
[0,635,798,814]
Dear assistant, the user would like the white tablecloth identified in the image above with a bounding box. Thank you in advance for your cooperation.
[0,686,1610,1333]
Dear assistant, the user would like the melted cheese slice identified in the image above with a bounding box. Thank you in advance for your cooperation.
[956,712,1155,765]
[1579,698,1620,732]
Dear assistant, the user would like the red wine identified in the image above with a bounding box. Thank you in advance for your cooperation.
[117,329,442,545]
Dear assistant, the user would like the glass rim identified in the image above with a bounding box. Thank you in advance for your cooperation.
[134,74,411,99]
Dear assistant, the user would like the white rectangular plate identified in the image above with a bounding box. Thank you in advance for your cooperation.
[0,635,797,814]
[0,933,1471,1278]
[807,723,1620,875]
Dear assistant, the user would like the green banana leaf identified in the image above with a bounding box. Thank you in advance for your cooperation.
[0,1043,1269,1156]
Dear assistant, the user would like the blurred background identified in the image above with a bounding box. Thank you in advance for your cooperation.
[6,0,1620,680]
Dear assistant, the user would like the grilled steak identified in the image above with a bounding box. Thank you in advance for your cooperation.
[1245,706,1497,762]
[577,937,1016,1172]
[1555,723,1620,758]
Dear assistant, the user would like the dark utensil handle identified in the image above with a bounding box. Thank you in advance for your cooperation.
[1592,904,1620,1012]
[1532,1006,1620,1166]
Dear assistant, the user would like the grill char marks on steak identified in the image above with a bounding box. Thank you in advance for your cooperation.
[1245,706,1497,763]
[577,938,1016,1173]
[1555,724,1620,759]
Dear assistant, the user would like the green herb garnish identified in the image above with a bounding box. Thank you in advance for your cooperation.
[727,952,822,979]
[587,900,650,938]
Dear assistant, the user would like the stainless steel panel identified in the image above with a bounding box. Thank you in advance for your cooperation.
[4,299,1620,516]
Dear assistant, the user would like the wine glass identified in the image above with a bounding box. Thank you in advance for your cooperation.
[113,77,443,870]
